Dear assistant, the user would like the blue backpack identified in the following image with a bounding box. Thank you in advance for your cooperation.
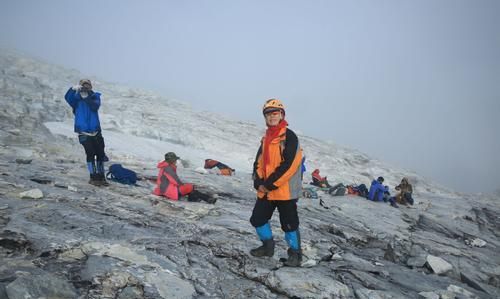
[106,164,137,185]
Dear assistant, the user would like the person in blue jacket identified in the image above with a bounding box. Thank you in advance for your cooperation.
[65,79,108,186]
[368,176,398,207]
[368,177,387,201]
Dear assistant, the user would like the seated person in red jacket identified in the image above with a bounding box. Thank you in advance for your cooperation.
[311,169,331,188]
[153,152,216,204]
[153,152,194,200]
[204,159,235,176]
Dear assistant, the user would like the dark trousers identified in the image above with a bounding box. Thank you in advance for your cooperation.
[78,133,106,162]
[250,198,299,232]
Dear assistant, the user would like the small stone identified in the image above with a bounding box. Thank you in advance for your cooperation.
[426,255,453,275]
[447,284,479,299]
[68,185,78,192]
[59,248,86,261]
[436,290,456,299]
[0,204,8,210]
[407,255,427,268]
[54,182,67,188]
[19,188,43,199]
[8,129,21,135]
[6,273,77,299]
[470,238,486,248]
[301,259,317,268]
[15,158,32,164]
[418,291,439,299]
[332,253,342,260]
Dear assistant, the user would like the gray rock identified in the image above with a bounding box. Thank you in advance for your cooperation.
[59,247,86,261]
[447,284,480,298]
[0,230,31,251]
[265,268,352,298]
[19,188,43,199]
[470,238,486,248]
[355,287,392,299]
[436,289,458,299]
[407,255,428,268]
[118,286,144,299]
[418,291,440,299]
[426,255,453,275]
[15,158,32,164]
[80,255,117,281]
[5,273,77,299]
[0,284,8,299]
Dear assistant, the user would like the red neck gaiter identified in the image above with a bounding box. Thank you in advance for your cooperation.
[263,119,288,177]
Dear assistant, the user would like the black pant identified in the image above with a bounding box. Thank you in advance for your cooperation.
[78,133,106,162]
[250,198,299,232]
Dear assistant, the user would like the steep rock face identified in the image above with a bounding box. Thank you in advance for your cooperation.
[0,50,499,298]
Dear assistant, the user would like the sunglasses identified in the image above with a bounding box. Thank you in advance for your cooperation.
[264,111,282,116]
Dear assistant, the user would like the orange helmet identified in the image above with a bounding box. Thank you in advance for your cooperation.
[262,98,285,115]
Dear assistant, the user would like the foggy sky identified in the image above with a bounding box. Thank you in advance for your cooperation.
[1,0,499,193]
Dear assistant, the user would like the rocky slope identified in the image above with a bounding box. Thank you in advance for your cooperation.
[0,50,499,298]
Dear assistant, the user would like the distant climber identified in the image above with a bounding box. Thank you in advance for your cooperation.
[346,184,369,198]
[250,99,303,267]
[328,183,347,196]
[395,177,414,205]
[204,159,235,176]
[153,152,216,204]
[64,79,108,186]
[311,169,331,188]
[368,176,397,207]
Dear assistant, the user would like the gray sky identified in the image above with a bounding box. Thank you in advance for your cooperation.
[1,0,499,193]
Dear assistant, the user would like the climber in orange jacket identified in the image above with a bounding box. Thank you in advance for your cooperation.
[249,99,303,267]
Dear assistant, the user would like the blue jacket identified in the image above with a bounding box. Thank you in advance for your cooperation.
[65,88,101,133]
[368,179,388,201]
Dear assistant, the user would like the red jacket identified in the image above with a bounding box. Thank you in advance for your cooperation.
[153,161,183,200]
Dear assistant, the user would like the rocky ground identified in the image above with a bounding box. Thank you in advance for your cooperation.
[1,50,499,298]
[1,136,499,299]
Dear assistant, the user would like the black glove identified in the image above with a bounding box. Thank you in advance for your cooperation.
[264,180,278,191]
[254,177,264,190]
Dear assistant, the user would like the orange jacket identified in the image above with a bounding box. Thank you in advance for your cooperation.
[253,127,303,200]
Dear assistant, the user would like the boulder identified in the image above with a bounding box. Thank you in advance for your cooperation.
[418,291,439,299]
[447,284,479,299]
[470,238,486,248]
[6,273,77,299]
[426,255,453,275]
[19,188,43,199]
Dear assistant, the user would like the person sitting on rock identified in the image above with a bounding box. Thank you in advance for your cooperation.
[204,159,235,176]
[328,183,347,196]
[153,152,216,204]
[347,184,369,198]
[395,177,414,205]
[368,177,398,207]
[368,177,389,202]
[311,169,331,188]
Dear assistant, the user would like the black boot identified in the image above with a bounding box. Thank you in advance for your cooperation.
[188,190,217,204]
[283,248,302,267]
[250,239,275,257]
[89,174,101,186]
[203,195,217,204]
[98,173,109,186]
